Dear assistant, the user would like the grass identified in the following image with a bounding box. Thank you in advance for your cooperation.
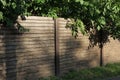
[61,63,120,80]
[39,63,120,80]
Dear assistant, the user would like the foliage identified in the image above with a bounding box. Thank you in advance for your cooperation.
[0,0,28,32]
[0,0,120,42]
[38,63,120,80]
[63,0,120,46]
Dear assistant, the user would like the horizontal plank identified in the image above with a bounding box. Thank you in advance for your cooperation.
[58,21,67,24]
[18,16,53,20]
[57,18,66,21]
[0,41,54,45]
[0,45,54,51]
[0,47,54,54]
[6,63,54,74]
[59,27,71,30]
[59,30,72,35]
[0,40,54,45]
[0,33,54,36]
[59,48,88,52]
[0,47,55,54]
[59,36,88,39]
[59,45,87,50]
[19,23,54,27]
[0,25,54,29]
[0,36,54,41]
[18,20,54,24]
[59,33,72,35]
[24,27,54,30]
[59,30,71,33]
[0,38,54,43]
[58,26,70,29]
[0,31,54,34]
[0,37,54,41]
[59,39,89,43]
[57,25,66,27]
[0,26,54,30]
[0,34,54,37]
[0,52,54,57]
[59,47,82,51]
[5,56,54,64]
[59,38,88,41]
[0,42,54,49]
[0,50,55,59]
[0,37,88,43]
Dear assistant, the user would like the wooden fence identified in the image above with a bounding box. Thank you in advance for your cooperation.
[0,16,120,80]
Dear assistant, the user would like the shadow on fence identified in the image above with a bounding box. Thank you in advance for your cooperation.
[23,37,55,80]
[1,25,21,80]
[61,37,100,74]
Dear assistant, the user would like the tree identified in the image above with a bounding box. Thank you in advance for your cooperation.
[0,0,120,67]
[0,0,120,40]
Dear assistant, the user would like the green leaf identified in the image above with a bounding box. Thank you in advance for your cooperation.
[76,19,86,35]
[0,12,3,20]
[1,0,6,6]
[83,1,89,6]
[97,25,101,31]
[98,17,106,25]
[89,9,94,16]
[12,2,16,9]
[36,0,45,3]
[75,0,84,4]
[96,9,100,14]
[91,20,95,26]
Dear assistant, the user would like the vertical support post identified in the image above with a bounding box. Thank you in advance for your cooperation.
[99,29,103,66]
[54,18,60,77]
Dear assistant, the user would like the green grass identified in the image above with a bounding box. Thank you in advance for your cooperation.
[40,63,120,80]
[61,63,120,80]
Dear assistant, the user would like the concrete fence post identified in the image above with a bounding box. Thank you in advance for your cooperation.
[54,18,60,77]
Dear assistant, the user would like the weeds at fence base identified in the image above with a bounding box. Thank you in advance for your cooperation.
[37,63,120,80]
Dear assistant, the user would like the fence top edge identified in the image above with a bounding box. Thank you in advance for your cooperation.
[18,16,53,20]
[18,16,66,20]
